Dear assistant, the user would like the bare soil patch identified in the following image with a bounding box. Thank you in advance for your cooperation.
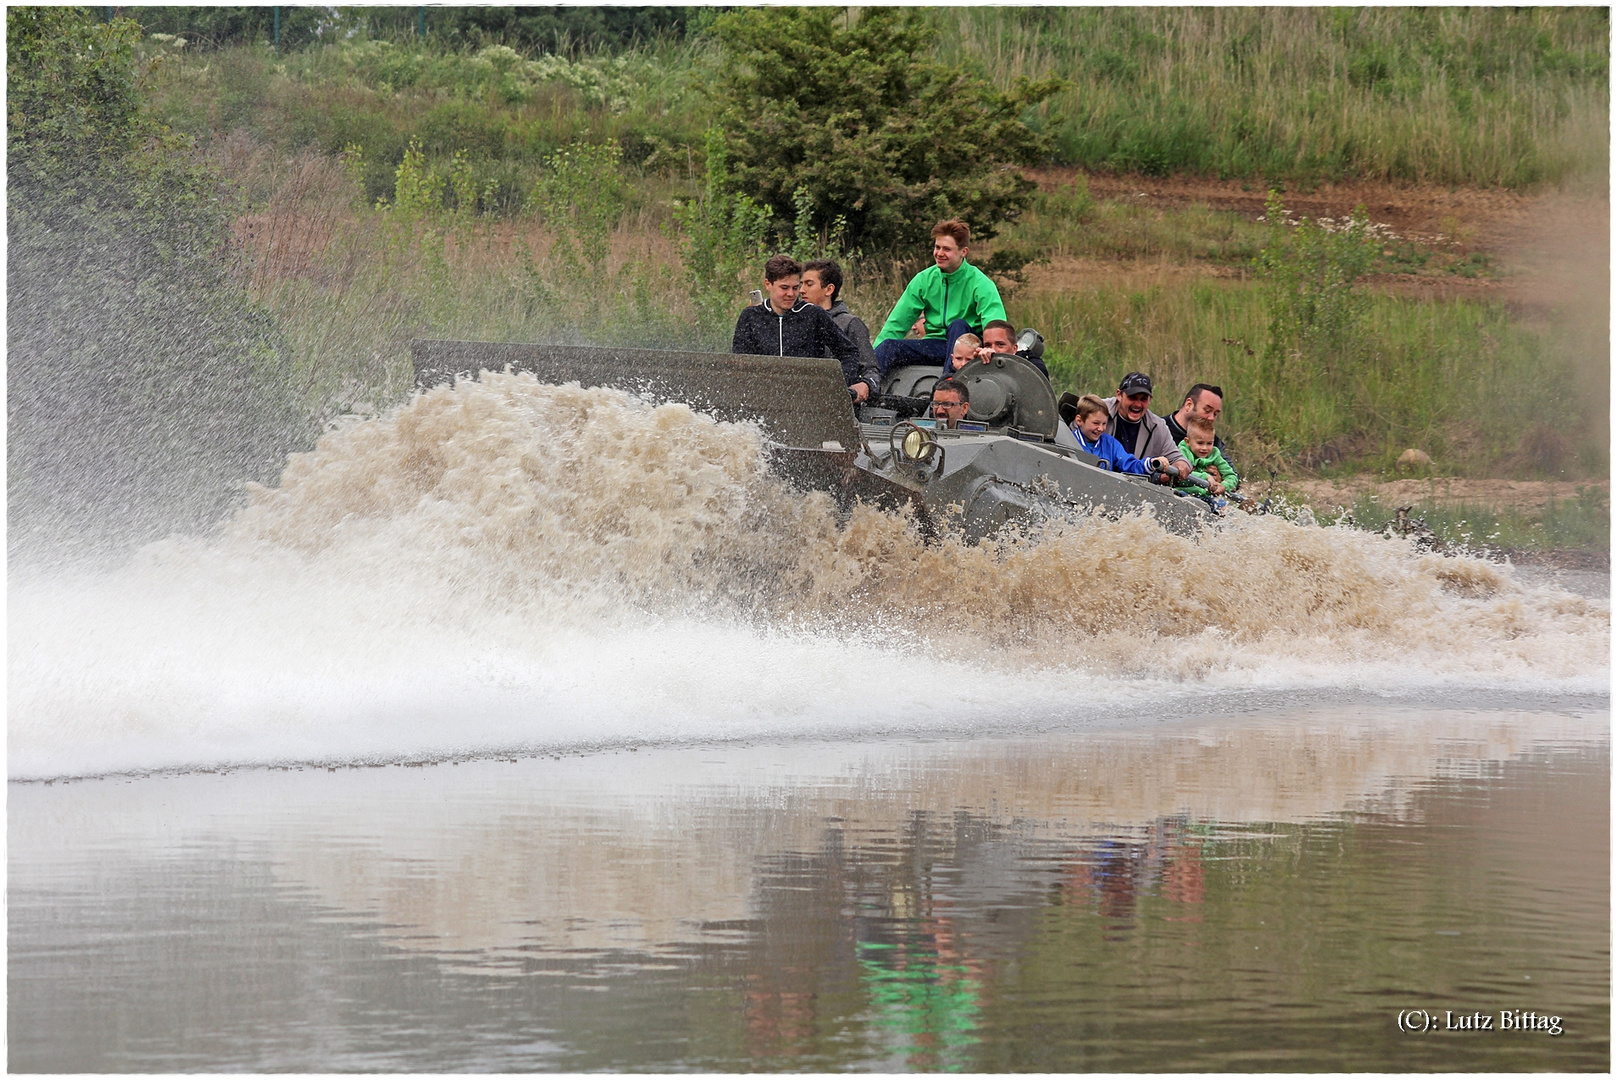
[1025,169,1609,309]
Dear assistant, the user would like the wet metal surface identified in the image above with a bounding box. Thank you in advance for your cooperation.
[9,707,1608,1072]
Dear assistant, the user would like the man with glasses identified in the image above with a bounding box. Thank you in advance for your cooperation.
[1105,372,1190,480]
[1164,383,1233,468]
[929,378,971,429]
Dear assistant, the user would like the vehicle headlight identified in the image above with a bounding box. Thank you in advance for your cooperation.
[890,422,938,465]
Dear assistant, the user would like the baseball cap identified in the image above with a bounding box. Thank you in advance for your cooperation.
[1118,372,1153,396]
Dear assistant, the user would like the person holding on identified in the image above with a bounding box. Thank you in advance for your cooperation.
[733,255,872,402]
[1105,372,1190,480]
[1164,383,1232,466]
[801,258,880,400]
[975,320,1050,379]
[872,220,1007,377]
[1065,394,1162,475]
[1176,417,1239,496]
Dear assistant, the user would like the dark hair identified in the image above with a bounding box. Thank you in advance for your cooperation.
[982,319,1016,342]
[764,254,803,283]
[931,219,970,247]
[932,377,970,403]
[802,259,843,299]
[1183,383,1224,405]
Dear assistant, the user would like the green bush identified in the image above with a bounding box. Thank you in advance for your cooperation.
[707,7,1062,254]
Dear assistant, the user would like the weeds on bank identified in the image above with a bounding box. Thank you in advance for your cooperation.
[142,6,1607,217]
[1344,488,1610,552]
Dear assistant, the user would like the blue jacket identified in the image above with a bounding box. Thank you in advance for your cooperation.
[1072,428,1151,475]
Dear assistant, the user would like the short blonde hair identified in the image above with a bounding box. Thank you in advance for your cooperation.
[952,334,981,353]
[1074,394,1109,421]
[1185,417,1216,438]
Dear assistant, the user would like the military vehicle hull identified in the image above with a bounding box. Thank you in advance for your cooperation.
[412,340,1211,541]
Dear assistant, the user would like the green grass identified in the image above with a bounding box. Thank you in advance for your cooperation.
[939,7,1609,188]
[140,6,1608,208]
[1342,488,1610,552]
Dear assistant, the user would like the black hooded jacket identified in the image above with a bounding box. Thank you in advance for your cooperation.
[732,300,869,390]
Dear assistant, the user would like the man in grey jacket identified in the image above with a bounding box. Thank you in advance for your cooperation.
[801,259,880,401]
[1105,372,1190,480]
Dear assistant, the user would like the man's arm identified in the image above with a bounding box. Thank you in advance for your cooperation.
[732,308,755,354]
[873,275,926,346]
[844,315,881,392]
[1212,449,1239,491]
[1144,416,1189,475]
[815,307,865,388]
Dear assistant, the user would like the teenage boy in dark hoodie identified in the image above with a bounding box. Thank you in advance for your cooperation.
[733,255,872,402]
[801,258,881,400]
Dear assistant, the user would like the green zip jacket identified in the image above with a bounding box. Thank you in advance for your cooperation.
[1176,439,1240,492]
[872,260,1007,345]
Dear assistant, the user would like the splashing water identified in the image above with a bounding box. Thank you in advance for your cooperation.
[10,373,1608,779]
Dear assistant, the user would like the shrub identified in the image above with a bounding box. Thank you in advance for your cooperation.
[707,7,1062,254]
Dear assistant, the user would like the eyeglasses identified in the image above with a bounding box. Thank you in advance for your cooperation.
[933,398,968,409]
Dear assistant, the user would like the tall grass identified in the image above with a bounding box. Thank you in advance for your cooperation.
[939,7,1609,187]
[143,6,1608,207]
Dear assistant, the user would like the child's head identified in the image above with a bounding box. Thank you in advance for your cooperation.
[1074,394,1110,440]
[949,334,981,372]
[1184,417,1216,458]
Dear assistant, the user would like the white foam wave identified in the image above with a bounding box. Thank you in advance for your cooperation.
[9,375,1608,779]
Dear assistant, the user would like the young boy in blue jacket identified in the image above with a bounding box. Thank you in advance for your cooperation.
[1068,394,1171,475]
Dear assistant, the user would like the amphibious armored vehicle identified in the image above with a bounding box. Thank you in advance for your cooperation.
[413,340,1212,541]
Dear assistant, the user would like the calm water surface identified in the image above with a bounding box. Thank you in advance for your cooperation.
[9,705,1608,1072]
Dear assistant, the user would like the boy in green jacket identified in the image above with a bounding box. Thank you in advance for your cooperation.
[873,220,1006,377]
[1176,417,1239,496]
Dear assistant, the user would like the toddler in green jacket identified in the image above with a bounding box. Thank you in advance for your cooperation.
[1177,417,1239,495]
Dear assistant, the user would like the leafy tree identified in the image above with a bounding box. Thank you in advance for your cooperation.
[707,7,1062,254]
[8,7,310,563]
[133,6,337,50]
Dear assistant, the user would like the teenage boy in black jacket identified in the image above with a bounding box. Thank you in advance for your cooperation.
[733,255,873,402]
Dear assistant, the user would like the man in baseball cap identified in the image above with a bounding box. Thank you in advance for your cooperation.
[1104,372,1190,480]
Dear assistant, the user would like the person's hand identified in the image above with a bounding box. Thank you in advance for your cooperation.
[1175,459,1191,480]
[1148,456,1169,473]
[1208,479,1225,495]
[974,346,995,364]
[851,381,871,403]
[910,317,926,337]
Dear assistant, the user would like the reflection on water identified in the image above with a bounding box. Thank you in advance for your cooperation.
[9,707,1608,1072]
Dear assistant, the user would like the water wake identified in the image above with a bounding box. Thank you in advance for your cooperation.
[10,373,1608,779]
